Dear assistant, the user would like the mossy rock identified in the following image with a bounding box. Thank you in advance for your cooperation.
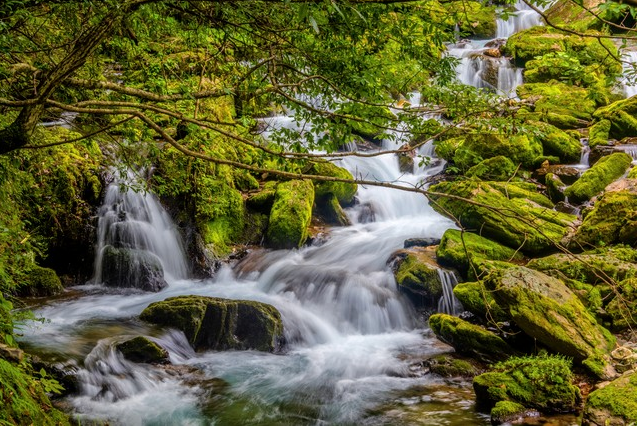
[306,161,357,205]
[246,181,278,213]
[485,265,616,379]
[428,313,514,362]
[453,133,542,171]
[572,189,637,248]
[100,246,168,292]
[593,96,638,140]
[425,354,480,378]
[453,281,509,322]
[473,354,581,414]
[628,166,637,179]
[443,1,496,38]
[436,229,523,279]
[140,295,284,352]
[516,82,597,125]
[565,152,632,204]
[582,370,637,426]
[393,248,445,308]
[16,266,64,297]
[0,358,71,425]
[545,0,607,32]
[531,122,583,163]
[315,193,350,226]
[266,179,314,249]
[197,179,245,256]
[588,119,611,148]
[116,336,169,364]
[523,52,602,88]
[605,276,637,332]
[465,156,516,181]
[545,173,565,203]
[428,180,576,255]
[490,401,533,425]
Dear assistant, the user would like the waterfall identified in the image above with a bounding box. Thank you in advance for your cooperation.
[619,48,637,98]
[436,269,464,315]
[496,0,543,39]
[92,170,189,290]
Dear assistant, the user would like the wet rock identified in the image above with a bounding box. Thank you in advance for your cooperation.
[314,193,351,227]
[429,314,514,362]
[545,173,565,203]
[483,48,501,58]
[390,246,448,308]
[140,296,284,352]
[101,246,168,292]
[589,144,636,166]
[423,353,481,378]
[490,401,539,425]
[564,152,633,204]
[588,119,611,148]
[403,237,440,249]
[533,164,581,185]
[266,179,314,249]
[582,370,637,426]
[485,265,616,379]
[116,336,170,364]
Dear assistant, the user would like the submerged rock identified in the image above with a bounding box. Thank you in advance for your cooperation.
[101,246,168,292]
[428,313,513,362]
[485,265,616,379]
[582,370,637,426]
[116,336,169,364]
[140,295,284,352]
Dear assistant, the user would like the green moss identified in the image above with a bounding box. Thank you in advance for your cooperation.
[428,313,513,362]
[486,265,616,378]
[16,266,63,297]
[453,281,509,322]
[605,277,637,331]
[116,336,169,364]
[572,190,637,248]
[443,1,496,38]
[628,166,637,179]
[453,133,542,171]
[531,122,582,163]
[465,156,516,181]
[545,173,565,203]
[140,295,284,352]
[266,179,314,249]
[516,82,597,125]
[564,152,633,203]
[473,354,580,413]
[306,161,357,204]
[428,180,576,255]
[434,136,464,162]
[394,249,442,303]
[436,229,523,279]
[583,371,637,425]
[523,52,601,88]
[0,359,70,425]
[588,119,611,148]
[491,401,528,424]
[593,96,638,140]
[427,354,479,378]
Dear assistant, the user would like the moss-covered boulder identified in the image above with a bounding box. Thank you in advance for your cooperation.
[545,173,565,203]
[516,82,597,128]
[424,353,480,378]
[490,401,535,425]
[465,156,517,181]
[428,313,514,362]
[392,247,446,307]
[473,354,581,415]
[306,161,357,205]
[428,180,577,255]
[582,370,637,426]
[436,229,524,279]
[266,179,314,249]
[588,119,611,148]
[443,1,496,38]
[452,133,542,171]
[531,122,583,163]
[198,179,246,256]
[485,265,616,378]
[628,165,637,179]
[16,266,64,297]
[564,152,632,203]
[315,193,350,226]
[101,246,168,292]
[116,336,169,364]
[593,96,638,140]
[523,52,602,88]
[140,296,284,352]
[605,276,637,332]
[453,281,509,322]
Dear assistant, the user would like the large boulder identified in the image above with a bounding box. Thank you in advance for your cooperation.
[588,119,611,148]
[564,152,632,204]
[485,265,616,378]
[391,247,447,308]
[16,266,64,297]
[428,313,514,362]
[453,281,509,322]
[452,133,542,171]
[306,161,357,205]
[582,370,637,426]
[516,82,597,128]
[572,185,637,248]
[266,179,315,249]
[436,229,524,279]
[465,156,517,181]
[100,246,168,292]
[428,180,577,255]
[473,354,581,418]
[531,122,583,163]
[140,296,284,352]
[593,96,637,140]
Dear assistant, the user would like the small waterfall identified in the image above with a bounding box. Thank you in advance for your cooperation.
[436,269,463,315]
[579,140,590,169]
[619,49,637,98]
[92,170,189,290]
[496,0,543,39]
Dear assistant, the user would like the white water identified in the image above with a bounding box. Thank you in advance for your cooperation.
[619,49,637,98]
[20,130,477,424]
[437,270,464,315]
[496,0,543,39]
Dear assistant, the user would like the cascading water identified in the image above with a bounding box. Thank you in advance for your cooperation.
[92,170,189,290]
[496,0,543,39]
[437,270,464,315]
